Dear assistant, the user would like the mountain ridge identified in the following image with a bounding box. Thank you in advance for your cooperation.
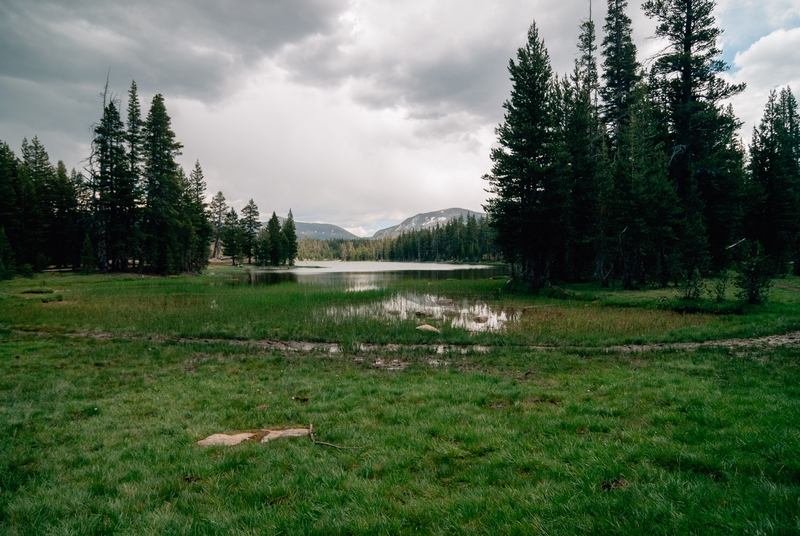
[371,208,486,239]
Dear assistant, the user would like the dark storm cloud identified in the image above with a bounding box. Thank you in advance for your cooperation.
[0,0,348,100]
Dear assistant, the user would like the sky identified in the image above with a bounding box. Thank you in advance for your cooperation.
[1,0,798,237]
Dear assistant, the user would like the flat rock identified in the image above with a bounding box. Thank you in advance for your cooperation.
[261,428,310,443]
[416,324,441,333]
[197,433,254,447]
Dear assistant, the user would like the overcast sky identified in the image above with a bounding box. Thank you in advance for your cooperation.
[1,0,798,236]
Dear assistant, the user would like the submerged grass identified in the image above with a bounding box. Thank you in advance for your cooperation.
[1,333,798,534]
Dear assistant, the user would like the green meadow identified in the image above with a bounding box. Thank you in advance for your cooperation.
[1,269,799,534]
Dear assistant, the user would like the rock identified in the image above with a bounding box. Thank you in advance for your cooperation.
[416,324,441,333]
[472,316,489,323]
[261,428,310,443]
[197,433,254,447]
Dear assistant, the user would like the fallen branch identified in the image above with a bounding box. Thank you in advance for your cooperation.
[309,423,361,450]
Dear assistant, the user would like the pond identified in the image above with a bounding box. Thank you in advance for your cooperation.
[232,261,508,290]
[322,291,521,333]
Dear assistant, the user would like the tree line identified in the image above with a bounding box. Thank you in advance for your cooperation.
[0,81,213,276]
[207,191,298,267]
[485,0,799,297]
[296,214,501,262]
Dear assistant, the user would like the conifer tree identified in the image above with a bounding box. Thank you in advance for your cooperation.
[600,0,640,150]
[221,208,244,265]
[241,198,260,264]
[21,136,54,270]
[0,141,24,273]
[643,0,745,273]
[747,88,800,270]
[208,191,227,259]
[282,209,298,265]
[484,21,566,288]
[142,94,183,274]
[266,212,284,266]
[91,99,129,270]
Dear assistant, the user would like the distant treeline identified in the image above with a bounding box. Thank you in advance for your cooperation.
[207,191,298,267]
[297,214,501,262]
[0,81,212,276]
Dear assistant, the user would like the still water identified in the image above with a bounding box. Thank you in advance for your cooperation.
[233,261,508,290]
[228,261,513,332]
[322,292,521,332]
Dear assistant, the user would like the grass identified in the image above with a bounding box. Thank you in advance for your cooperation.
[1,270,800,533]
[2,268,800,346]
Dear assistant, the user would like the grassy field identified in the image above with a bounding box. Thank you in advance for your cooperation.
[1,269,799,534]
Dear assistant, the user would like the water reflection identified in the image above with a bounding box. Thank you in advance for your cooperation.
[232,261,508,289]
[323,292,520,333]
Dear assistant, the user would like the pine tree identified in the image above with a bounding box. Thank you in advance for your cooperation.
[282,209,298,265]
[47,161,80,269]
[266,212,284,266]
[142,94,183,274]
[91,99,129,270]
[241,198,260,264]
[747,88,800,270]
[643,0,745,273]
[0,141,24,273]
[21,136,54,270]
[483,21,566,288]
[560,16,602,280]
[221,208,244,265]
[125,81,144,268]
[600,0,640,150]
[208,191,227,259]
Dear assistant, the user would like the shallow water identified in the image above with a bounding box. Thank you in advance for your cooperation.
[323,291,520,333]
[234,261,508,289]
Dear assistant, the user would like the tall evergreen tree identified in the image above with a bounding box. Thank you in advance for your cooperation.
[221,208,244,265]
[0,141,24,273]
[484,21,567,288]
[282,209,298,265]
[560,16,602,280]
[600,0,640,150]
[142,94,183,274]
[747,88,800,270]
[241,198,260,264]
[208,191,228,259]
[125,81,144,267]
[266,212,284,266]
[643,0,745,272]
[91,99,130,270]
[21,136,54,269]
[179,161,213,272]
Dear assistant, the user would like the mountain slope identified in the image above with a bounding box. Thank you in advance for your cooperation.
[371,208,485,239]
[261,218,359,240]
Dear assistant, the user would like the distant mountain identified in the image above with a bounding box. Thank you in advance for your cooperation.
[371,208,486,239]
[261,217,360,240]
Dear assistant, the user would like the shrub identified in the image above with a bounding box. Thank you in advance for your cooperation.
[734,241,773,305]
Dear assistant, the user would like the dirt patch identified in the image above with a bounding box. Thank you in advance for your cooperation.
[601,477,629,491]
[197,428,311,447]
[15,329,800,355]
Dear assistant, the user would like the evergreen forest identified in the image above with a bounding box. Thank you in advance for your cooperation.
[484,0,800,294]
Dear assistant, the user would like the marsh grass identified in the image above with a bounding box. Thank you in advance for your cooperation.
[3,270,800,347]
[1,333,798,534]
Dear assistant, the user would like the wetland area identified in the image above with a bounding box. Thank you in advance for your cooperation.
[1,266,799,534]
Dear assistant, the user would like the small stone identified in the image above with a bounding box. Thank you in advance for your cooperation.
[197,433,254,447]
[416,324,441,333]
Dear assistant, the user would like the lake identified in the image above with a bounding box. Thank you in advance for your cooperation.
[232,261,508,289]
